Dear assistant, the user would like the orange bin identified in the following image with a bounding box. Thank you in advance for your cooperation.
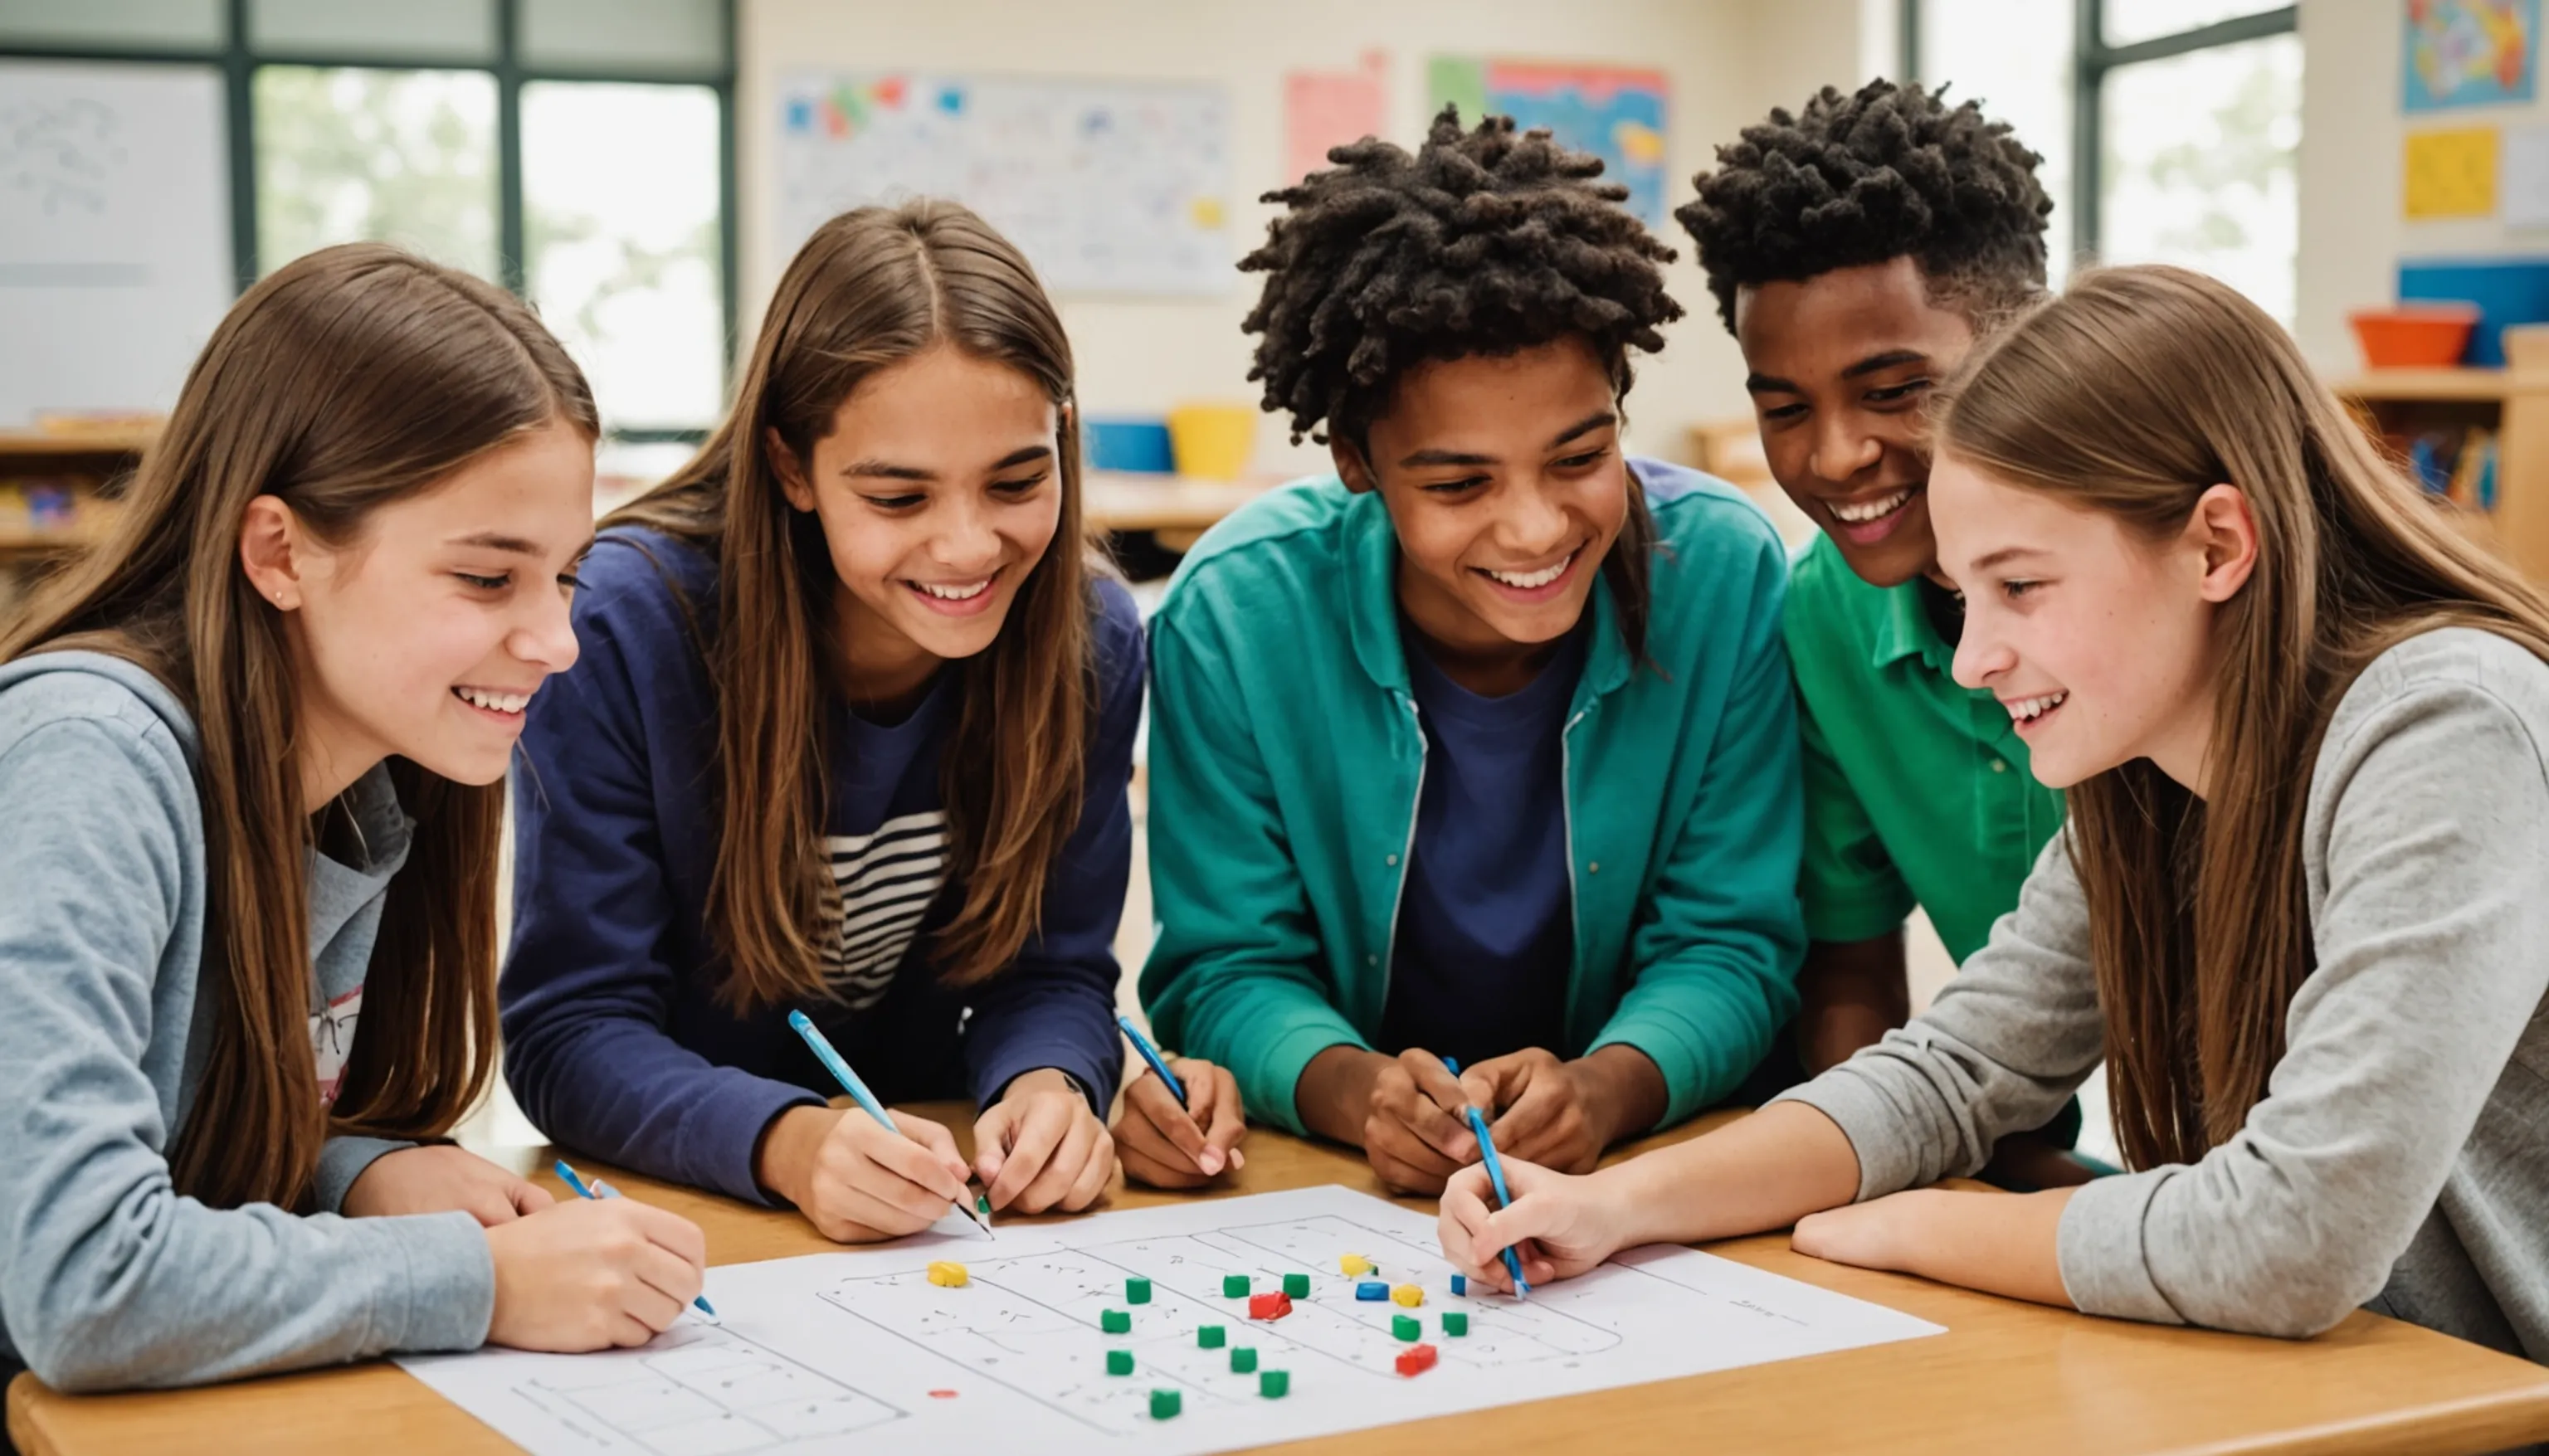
[2348,304,2480,368]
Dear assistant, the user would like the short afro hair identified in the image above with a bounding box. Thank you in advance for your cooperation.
[1678,79,2050,333]
[1240,106,1684,447]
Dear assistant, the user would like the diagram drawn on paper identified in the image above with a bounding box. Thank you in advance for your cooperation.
[401,1185,1944,1456]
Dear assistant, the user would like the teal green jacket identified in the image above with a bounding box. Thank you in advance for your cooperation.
[1139,460,1806,1134]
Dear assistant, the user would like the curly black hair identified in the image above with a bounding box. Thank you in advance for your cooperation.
[1677,79,2051,333]
[1240,106,1684,450]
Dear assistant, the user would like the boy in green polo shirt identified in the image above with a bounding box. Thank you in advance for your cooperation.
[1677,80,2089,1184]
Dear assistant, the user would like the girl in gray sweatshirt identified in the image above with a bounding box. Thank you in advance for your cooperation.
[0,243,705,1397]
[1435,265,2549,1366]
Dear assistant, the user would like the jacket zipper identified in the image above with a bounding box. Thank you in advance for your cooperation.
[1377,693,1426,1014]
[1558,706,1589,1044]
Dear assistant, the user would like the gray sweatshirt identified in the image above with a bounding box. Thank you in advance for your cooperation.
[0,651,495,1393]
[1779,627,2549,1361]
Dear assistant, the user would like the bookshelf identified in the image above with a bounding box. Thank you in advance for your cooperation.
[2337,369,2549,579]
[0,426,151,621]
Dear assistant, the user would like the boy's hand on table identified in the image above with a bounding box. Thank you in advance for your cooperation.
[976,1069,1114,1215]
[344,1143,554,1225]
[1466,1045,1666,1174]
[1115,1056,1249,1188]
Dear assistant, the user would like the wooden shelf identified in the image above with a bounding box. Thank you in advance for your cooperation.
[2333,368,2549,403]
[0,426,156,465]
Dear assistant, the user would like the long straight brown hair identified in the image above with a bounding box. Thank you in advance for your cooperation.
[1937,265,2549,1170]
[0,243,597,1211]
[609,199,1095,1010]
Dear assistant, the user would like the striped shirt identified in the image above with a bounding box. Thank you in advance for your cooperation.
[821,809,949,1007]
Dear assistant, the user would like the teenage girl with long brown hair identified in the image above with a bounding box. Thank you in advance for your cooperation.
[0,244,707,1395]
[1437,265,2549,1361]
[501,200,1153,1240]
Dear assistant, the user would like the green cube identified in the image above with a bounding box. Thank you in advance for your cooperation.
[1126,1277,1152,1305]
[1101,1308,1131,1333]
[1282,1272,1311,1299]
[1221,1273,1250,1298]
[1443,1311,1469,1337]
[1106,1350,1133,1376]
[1197,1324,1226,1348]
[1392,1312,1421,1342]
[1230,1346,1258,1374]
[1150,1389,1182,1420]
[1260,1370,1290,1399]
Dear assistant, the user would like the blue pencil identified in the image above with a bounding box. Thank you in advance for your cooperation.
[787,1010,997,1238]
[1442,1058,1532,1301]
[553,1159,719,1321]
[1116,1014,1188,1108]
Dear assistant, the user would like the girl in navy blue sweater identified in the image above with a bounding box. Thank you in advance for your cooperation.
[501,201,1143,1240]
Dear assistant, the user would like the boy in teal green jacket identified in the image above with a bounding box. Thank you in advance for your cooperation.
[1123,111,1805,1196]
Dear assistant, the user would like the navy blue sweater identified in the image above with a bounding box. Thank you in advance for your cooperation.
[500,528,1141,1206]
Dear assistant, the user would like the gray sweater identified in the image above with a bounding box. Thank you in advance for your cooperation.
[0,652,494,1392]
[1780,627,2549,1361]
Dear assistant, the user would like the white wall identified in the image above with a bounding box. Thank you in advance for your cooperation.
[737,0,1874,469]
[2296,0,2549,373]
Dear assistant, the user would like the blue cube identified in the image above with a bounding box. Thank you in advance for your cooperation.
[1355,1281,1388,1302]
[1450,1273,1467,1297]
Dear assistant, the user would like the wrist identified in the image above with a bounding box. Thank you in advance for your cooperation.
[1294,1045,1383,1143]
[1577,1044,1668,1147]
[755,1103,835,1206]
[1001,1067,1080,1104]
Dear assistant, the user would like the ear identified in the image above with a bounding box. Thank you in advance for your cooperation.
[238,494,305,611]
[1331,436,1378,495]
[766,426,816,514]
[2186,482,2259,604]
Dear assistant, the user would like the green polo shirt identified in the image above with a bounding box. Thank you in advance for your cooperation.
[1783,533,2063,964]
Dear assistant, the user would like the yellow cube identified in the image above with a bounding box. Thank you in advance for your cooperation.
[927,1260,969,1288]
[1391,1283,1423,1307]
[1339,1254,1375,1277]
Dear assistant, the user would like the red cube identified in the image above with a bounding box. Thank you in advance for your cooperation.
[1395,1343,1439,1376]
[1247,1291,1292,1321]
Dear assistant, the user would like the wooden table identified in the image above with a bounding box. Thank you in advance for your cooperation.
[1082,472,1275,553]
[13,1107,2549,1455]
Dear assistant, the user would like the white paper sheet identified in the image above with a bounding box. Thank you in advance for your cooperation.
[399,1185,1942,1456]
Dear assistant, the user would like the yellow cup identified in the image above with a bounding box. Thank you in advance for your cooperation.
[1167,402,1257,481]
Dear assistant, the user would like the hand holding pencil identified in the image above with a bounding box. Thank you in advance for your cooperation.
[1112,1014,1250,1190]
[762,1010,992,1243]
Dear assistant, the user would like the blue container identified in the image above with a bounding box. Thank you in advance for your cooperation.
[2397,256,2549,366]
[1085,416,1175,474]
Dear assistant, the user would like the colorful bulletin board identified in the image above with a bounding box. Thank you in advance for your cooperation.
[2405,124,2502,217]
[775,74,1231,296]
[1427,56,1669,227]
[2405,0,2540,112]
[1284,51,1388,184]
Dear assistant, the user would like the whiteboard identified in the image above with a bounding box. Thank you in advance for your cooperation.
[0,60,233,429]
[775,72,1232,297]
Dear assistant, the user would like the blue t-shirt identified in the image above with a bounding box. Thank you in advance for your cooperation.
[1377,618,1588,1067]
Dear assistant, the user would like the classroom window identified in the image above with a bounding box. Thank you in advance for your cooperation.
[254,66,501,282]
[523,81,725,431]
[1905,0,2298,321]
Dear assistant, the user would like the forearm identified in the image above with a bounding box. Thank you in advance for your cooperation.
[1580,1044,1667,1147]
[1602,1100,1864,1246]
[1833,1187,2074,1307]
[1294,1044,1387,1147]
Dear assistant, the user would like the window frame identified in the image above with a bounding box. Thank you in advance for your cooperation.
[0,0,738,444]
[1898,0,2298,261]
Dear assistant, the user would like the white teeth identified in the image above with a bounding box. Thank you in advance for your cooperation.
[1830,489,1913,523]
[2006,691,2068,722]
[1484,553,1573,590]
[455,687,529,713]
[915,578,992,601]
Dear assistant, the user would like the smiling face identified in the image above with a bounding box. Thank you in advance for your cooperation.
[775,343,1064,704]
[255,416,596,806]
[1931,450,2258,791]
[1340,334,1630,666]
[1737,256,1976,588]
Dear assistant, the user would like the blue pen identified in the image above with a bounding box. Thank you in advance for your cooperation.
[553,1159,719,1321]
[1116,1014,1187,1108]
[787,1010,997,1238]
[1443,1058,1532,1301]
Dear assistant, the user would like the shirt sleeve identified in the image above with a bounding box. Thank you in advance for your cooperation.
[0,718,491,1393]
[1138,601,1367,1135]
[1771,825,2106,1195]
[2056,676,2549,1338]
[1793,682,1917,946]
[499,553,821,1208]
[959,582,1142,1118]
[1588,526,1809,1125]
